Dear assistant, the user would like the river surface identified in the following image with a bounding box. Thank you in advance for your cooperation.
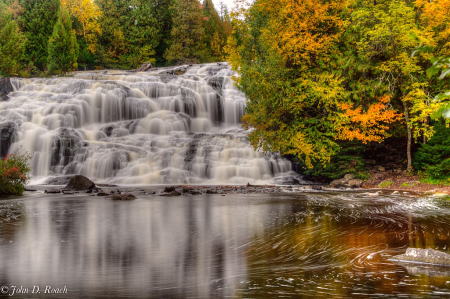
[1,191,450,298]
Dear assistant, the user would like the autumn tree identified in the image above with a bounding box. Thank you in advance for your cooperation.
[47,4,78,74]
[164,0,206,64]
[0,5,26,76]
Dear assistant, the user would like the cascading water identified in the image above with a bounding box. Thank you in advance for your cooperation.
[0,63,300,185]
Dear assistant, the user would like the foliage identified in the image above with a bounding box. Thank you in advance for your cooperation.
[20,0,60,71]
[0,149,31,196]
[62,0,102,54]
[414,121,450,179]
[47,4,79,74]
[380,181,393,188]
[302,143,369,180]
[164,0,206,64]
[0,7,26,76]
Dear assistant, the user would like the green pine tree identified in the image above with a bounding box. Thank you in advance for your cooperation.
[20,0,60,71]
[0,8,26,76]
[202,0,226,61]
[164,0,206,64]
[47,4,79,75]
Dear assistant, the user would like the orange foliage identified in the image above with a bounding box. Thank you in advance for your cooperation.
[337,95,402,143]
[257,0,345,66]
[416,0,450,49]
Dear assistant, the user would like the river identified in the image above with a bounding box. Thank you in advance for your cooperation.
[1,190,450,298]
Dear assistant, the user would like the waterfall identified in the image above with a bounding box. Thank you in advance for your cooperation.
[0,63,299,185]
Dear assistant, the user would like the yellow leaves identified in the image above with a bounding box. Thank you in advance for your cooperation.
[257,0,345,67]
[416,0,450,50]
[62,0,102,54]
[337,95,401,143]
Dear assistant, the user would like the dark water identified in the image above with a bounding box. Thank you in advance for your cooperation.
[1,191,450,298]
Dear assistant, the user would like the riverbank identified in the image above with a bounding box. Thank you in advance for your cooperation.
[362,170,450,195]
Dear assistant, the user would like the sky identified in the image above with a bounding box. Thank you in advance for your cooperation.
[212,0,235,11]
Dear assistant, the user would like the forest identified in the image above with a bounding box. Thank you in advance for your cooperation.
[1,0,450,183]
[228,0,450,183]
[0,0,232,74]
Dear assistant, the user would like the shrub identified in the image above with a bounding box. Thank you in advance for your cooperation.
[380,181,393,188]
[0,149,32,196]
[414,120,450,179]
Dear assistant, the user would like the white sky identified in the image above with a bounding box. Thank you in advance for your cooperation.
[212,0,235,11]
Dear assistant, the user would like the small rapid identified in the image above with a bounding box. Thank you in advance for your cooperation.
[0,64,299,185]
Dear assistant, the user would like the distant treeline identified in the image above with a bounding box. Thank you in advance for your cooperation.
[0,0,232,76]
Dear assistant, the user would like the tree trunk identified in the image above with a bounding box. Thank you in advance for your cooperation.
[403,101,412,171]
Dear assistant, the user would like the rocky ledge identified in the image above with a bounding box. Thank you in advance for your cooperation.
[389,248,450,266]
[329,173,363,188]
[0,77,13,101]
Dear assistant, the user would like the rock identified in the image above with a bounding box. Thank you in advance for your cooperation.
[377,165,386,172]
[44,175,75,185]
[189,191,201,195]
[344,173,355,180]
[389,248,450,266]
[45,190,61,194]
[106,194,136,200]
[330,173,360,188]
[24,188,37,192]
[0,122,18,158]
[432,193,449,199]
[0,77,13,101]
[97,192,109,196]
[64,175,95,191]
[135,62,152,72]
[62,190,74,195]
[392,191,399,195]
[206,189,218,194]
[163,186,176,193]
[365,159,376,165]
[160,191,181,197]
[347,179,363,188]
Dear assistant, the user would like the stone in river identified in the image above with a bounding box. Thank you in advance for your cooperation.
[65,175,96,191]
[389,248,450,266]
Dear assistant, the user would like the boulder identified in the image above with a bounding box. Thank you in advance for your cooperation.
[389,248,450,266]
[44,175,75,185]
[0,77,13,101]
[330,173,362,188]
[377,165,386,172]
[135,62,152,72]
[64,175,95,191]
[0,122,18,158]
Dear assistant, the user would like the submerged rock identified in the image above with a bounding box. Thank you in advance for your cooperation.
[64,175,96,191]
[160,191,181,197]
[106,193,136,200]
[389,248,450,266]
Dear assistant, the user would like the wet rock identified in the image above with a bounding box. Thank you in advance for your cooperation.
[164,186,176,193]
[0,77,13,101]
[97,192,109,196]
[62,190,74,195]
[44,175,75,185]
[189,191,201,195]
[0,121,18,158]
[107,193,136,200]
[206,190,217,194]
[135,62,152,72]
[45,190,61,194]
[389,248,450,266]
[160,191,181,197]
[24,188,37,192]
[64,175,96,191]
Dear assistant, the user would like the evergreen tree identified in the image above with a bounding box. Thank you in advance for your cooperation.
[0,8,26,76]
[47,4,78,74]
[164,0,206,64]
[97,0,160,69]
[202,0,226,61]
[20,0,59,70]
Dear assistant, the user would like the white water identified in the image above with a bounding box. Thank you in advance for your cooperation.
[0,63,298,185]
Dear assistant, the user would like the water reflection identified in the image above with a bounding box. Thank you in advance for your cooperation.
[0,192,450,298]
